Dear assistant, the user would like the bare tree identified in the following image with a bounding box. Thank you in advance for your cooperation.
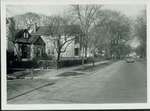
[7,17,22,61]
[48,16,76,69]
[71,5,102,64]
[7,18,16,42]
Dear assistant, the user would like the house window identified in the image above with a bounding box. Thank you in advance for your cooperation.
[75,36,79,44]
[24,32,29,38]
[74,48,79,56]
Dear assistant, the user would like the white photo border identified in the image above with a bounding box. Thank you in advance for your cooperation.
[1,0,150,110]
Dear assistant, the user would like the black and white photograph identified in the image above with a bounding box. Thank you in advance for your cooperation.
[1,0,150,110]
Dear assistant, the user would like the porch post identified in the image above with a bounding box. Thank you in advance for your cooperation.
[30,44,34,60]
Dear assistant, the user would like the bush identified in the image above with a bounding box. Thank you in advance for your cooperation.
[41,54,53,60]
[32,54,53,61]
[60,59,82,67]
[37,60,56,69]
[12,60,38,68]
[59,58,89,68]
[7,51,15,67]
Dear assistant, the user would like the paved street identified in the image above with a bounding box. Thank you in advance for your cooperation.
[8,60,147,104]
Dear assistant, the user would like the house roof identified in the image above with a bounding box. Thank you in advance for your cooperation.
[32,26,51,35]
[15,29,30,38]
[15,35,40,44]
[15,29,44,44]
[32,25,82,36]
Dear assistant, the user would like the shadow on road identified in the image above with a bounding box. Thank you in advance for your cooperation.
[57,72,85,77]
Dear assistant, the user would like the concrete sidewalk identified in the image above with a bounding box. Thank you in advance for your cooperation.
[33,60,110,80]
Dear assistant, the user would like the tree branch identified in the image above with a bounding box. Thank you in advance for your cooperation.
[60,36,75,48]
[60,40,73,53]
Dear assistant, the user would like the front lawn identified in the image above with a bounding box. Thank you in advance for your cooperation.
[7,69,51,80]
[7,79,55,100]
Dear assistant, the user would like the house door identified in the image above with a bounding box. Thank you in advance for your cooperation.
[21,44,30,58]
[36,47,41,57]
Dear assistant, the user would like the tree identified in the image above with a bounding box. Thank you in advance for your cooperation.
[6,17,21,65]
[71,5,102,64]
[134,10,146,58]
[94,10,131,59]
[48,15,80,69]
[12,12,52,30]
[7,17,26,61]
[7,17,16,42]
[88,22,110,66]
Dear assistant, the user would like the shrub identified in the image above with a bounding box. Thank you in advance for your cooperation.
[37,60,56,69]
[59,58,88,68]
[7,51,15,67]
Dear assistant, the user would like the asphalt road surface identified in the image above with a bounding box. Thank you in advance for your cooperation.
[8,60,147,103]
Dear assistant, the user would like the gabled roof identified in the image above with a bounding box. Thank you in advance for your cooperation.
[29,34,45,44]
[32,26,51,35]
[15,29,44,44]
[15,35,41,44]
[15,29,31,39]
[15,38,30,44]
[32,25,82,36]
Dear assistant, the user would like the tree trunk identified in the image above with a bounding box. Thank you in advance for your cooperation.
[84,37,88,58]
[85,45,87,58]
[92,53,95,67]
[82,47,85,65]
[56,52,61,69]
[11,42,21,61]
[84,43,88,64]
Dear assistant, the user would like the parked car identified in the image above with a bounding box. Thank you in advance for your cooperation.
[125,57,135,63]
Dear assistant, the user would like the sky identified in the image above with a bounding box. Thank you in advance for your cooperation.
[6,4,146,18]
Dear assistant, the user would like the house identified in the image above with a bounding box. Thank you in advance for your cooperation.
[31,24,84,59]
[7,18,92,62]
[14,29,46,61]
